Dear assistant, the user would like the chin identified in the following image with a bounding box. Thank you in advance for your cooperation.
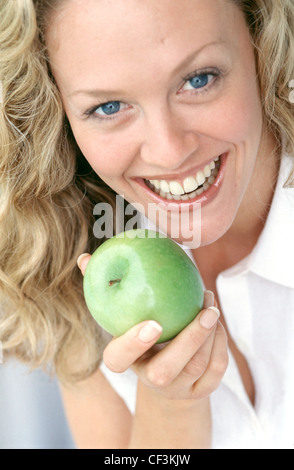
[182,211,236,249]
[201,208,239,246]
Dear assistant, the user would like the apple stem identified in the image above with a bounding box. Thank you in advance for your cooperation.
[109,279,121,287]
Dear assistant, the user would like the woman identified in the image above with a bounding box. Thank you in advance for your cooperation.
[0,0,293,449]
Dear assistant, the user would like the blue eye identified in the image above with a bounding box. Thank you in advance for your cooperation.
[181,71,217,93]
[189,74,210,89]
[97,101,121,115]
[87,100,131,119]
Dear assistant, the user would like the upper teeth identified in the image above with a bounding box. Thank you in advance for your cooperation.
[147,156,219,196]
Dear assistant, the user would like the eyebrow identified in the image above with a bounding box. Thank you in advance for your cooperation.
[68,39,228,99]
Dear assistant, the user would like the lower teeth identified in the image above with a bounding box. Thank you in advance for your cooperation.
[146,160,220,201]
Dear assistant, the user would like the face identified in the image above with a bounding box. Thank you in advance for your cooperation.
[47,0,267,247]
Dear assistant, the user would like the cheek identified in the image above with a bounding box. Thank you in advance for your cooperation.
[71,126,136,178]
[224,96,263,145]
[198,84,263,147]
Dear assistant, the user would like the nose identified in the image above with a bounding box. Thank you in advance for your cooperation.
[139,109,200,170]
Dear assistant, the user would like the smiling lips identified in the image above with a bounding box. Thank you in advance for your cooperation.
[144,155,221,201]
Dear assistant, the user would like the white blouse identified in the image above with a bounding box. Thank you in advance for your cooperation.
[101,152,294,449]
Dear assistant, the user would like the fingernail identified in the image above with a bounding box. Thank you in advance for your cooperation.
[199,307,220,330]
[138,321,163,343]
[77,253,90,271]
[203,290,215,309]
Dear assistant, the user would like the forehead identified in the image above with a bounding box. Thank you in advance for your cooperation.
[47,0,246,90]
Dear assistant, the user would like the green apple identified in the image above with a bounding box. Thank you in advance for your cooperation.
[83,229,204,343]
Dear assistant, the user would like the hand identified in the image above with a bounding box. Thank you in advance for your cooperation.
[78,253,228,403]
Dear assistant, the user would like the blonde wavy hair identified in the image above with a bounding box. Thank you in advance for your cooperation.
[0,0,293,383]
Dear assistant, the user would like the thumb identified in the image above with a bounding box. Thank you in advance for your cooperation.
[77,253,91,276]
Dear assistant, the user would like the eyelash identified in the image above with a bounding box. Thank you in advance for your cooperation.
[84,67,222,121]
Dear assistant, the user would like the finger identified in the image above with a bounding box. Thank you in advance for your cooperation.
[158,327,217,400]
[203,290,215,309]
[77,253,91,275]
[191,321,228,399]
[180,326,217,383]
[140,306,220,388]
[103,320,163,373]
